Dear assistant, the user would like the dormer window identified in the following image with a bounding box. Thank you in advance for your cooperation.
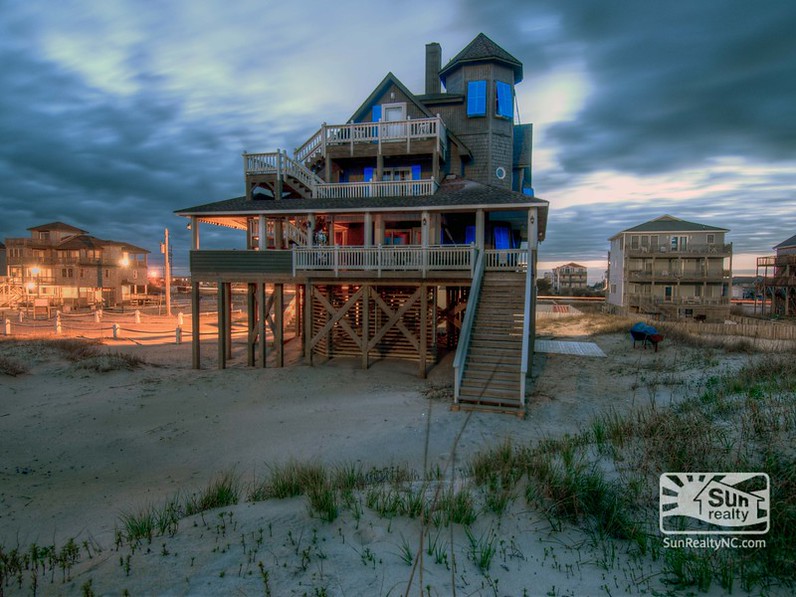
[466,81,487,117]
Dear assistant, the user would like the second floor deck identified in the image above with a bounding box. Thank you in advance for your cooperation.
[189,245,528,282]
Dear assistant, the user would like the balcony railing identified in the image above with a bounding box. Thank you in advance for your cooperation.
[190,246,530,279]
[295,116,447,165]
[757,254,796,268]
[627,243,732,257]
[627,269,731,282]
[314,179,438,199]
[628,294,729,307]
[294,245,476,277]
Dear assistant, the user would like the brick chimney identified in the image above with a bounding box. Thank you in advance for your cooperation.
[425,42,441,95]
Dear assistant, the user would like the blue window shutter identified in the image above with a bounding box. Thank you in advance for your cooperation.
[411,165,421,180]
[496,82,513,119]
[371,105,381,138]
[364,167,374,182]
[467,81,486,117]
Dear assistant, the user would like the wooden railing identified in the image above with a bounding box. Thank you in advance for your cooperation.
[626,269,731,282]
[484,249,528,271]
[244,150,324,192]
[293,245,475,277]
[245,151,439,199]
[627,243,732,257]
[315,179,438,199]
[296,116,446,166]
[757,254,796,268]
[629,295,730,308]
[453,250,484,403]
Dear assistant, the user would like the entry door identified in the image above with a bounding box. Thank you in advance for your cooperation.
[383,103,406,139]
[664,286,673,302]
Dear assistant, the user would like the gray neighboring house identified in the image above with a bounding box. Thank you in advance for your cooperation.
[607,215,732,322]
[756,233,796,317]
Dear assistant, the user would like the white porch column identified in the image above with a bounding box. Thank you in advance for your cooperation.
[364,212,373,247]
[258,215,266,250]
[190,216,200,250]
[307,214,315,247]
[421,210,430,247]
[527,207,539,249]
[475,208,485,251]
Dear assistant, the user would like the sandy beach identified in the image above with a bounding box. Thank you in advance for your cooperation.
[0,311,787,595]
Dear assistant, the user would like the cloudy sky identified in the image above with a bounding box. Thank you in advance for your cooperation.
[1,1,794,280]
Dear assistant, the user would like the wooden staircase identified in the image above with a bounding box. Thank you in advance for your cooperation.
[457,272,526,414]
[0,282,24,309]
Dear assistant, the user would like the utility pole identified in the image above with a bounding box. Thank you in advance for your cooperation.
[162,228,172,316]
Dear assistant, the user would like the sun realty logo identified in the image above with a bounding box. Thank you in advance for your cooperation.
[660,473,769,535]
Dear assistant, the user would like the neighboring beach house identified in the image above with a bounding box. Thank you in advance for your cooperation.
[756,233,796,317]
[3,221,149,309]
[606,215,732,322]
[551,262,588,294]
[176,33,549,414]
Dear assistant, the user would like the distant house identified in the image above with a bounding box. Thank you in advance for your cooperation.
[606,215,732,322]
[3,221,149,309]
[551,262,588,294]
[175,33,550,414]
[0,241,6,277]
[756,233,796,317]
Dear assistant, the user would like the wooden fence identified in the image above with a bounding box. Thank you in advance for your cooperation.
[656,319,796,342]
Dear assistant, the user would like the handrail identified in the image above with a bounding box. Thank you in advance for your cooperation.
[453,249,484,403]
[244,150,325,193]
[518,249,534,407]
[315,179,438,199]
[294,245,473,276]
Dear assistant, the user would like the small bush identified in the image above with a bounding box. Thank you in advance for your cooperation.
[0,355,29,376]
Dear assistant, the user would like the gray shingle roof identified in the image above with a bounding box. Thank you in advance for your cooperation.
[616,215,728,236]
[439,33,523,84]
[27,221,87,234]
[175,178,549,238]
[774,234,796,250]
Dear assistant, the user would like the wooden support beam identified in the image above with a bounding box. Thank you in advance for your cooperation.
[304,282,313,365]
[217,281,226,369]
[258,282,267,368]
[311,286,364,350]
[295,284,302,337]
[367,287,420,350]
[247,282,255,367]
[224,282,233,361]
[275,283,284,368]
[191,281,201,369]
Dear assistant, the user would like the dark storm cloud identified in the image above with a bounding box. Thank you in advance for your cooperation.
[459,0,796,175]
[0,40,252,271]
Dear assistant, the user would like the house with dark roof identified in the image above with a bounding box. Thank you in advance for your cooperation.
[551,262,588,294]
[756,233,796,317]
[175,33,549,414]
[3,221,149,309]
[606,215,732,322]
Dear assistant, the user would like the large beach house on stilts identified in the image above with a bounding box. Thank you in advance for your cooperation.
[176,34,548,414]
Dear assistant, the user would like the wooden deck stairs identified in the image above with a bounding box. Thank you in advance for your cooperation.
[0,282,24,309]
[457,272,527,415]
